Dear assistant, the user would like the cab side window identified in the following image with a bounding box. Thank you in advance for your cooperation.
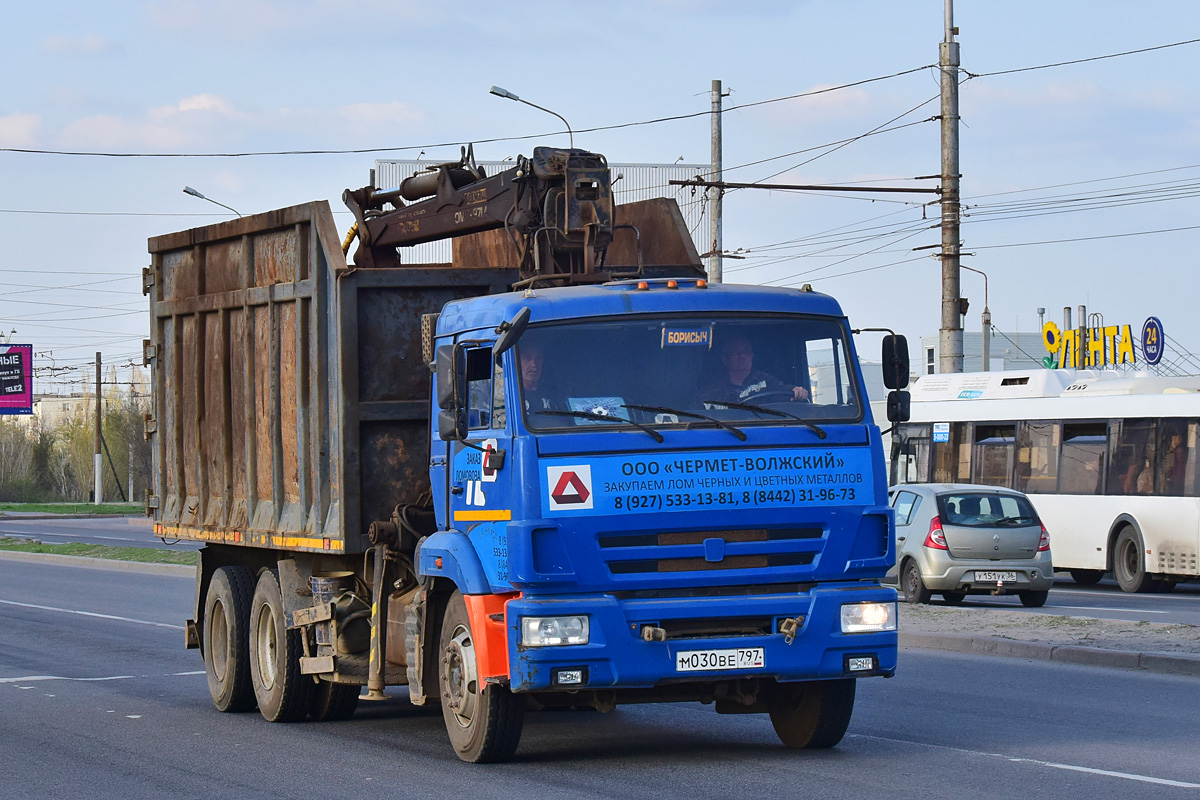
[465,347,494,430]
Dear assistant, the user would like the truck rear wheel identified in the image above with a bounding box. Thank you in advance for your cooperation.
[768,679,856,749]
[438,590,524,763]
[309,680,360,721]
[203,566,257,712]
[249,569,313,722]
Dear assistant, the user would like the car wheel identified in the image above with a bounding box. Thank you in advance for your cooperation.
[1019,590,1049,608]
[1069,569,1104,585]
[203,566,257,712]
[1113,527,1156,593]
[940,591,966,605]
[439,590,524,763]
[768,679,856,749]
[901,559,932,604]
[249,569,313,722]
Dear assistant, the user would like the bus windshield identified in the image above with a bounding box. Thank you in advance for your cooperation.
[515,315,861,431]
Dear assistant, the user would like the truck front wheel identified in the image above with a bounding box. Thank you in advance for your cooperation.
[249,569,313,722]
[438,591,524,763]
[768,679,856,749]
[203,566,257,712]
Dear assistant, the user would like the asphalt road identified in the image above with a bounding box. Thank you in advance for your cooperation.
[0,515,201,551]
[2,558,1198,799]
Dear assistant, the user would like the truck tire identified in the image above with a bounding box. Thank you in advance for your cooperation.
[203,565,257,712]
[1113,527,1156,593]
[768,679,856,749]
[309,680,360,721]
[1069,569,1104,585]
[249,569,313,722]
[901,559,932,604]
[438,590,524,763]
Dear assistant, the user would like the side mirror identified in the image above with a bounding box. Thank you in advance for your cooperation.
[882,334,910,390]
[494,307,531,364]
[886,390,911,423]
[434,344,467,440]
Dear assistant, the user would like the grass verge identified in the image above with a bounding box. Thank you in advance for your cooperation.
[0,537,196,566]
[0,502,144,516]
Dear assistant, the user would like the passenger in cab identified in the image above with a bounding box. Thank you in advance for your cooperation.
[700,336,809,405]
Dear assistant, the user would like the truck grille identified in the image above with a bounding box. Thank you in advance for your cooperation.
[598,527,823,576]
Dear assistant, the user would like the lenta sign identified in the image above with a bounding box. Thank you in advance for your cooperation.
[0,344,33,415]
[1041,321,1138,369]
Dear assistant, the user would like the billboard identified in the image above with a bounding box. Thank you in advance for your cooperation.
[0,344,33,415]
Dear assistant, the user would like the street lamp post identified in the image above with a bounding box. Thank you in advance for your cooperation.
[489,86,574,149]
[182,186,242,217]
[961,265,990,371]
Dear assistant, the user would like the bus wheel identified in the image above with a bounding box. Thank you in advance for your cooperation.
[768,679,856,749]
[438,591,524,763]
[203,566,257,712]
[901,560,932,604]
[1069,569,1104,585]
[249,569,313,721]
[1113,528,1156,593]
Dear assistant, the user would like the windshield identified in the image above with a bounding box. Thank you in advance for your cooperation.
[936,492,1039,527]
[515,315,861,431]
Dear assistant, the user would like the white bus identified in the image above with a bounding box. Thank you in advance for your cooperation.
[888,368,1200,593]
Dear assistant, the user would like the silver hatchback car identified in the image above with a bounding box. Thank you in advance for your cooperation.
[887,484,1054,607]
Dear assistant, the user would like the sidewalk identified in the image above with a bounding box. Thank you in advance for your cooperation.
[899,603,1200,678]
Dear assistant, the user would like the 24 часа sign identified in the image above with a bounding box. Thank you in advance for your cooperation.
[0,345,33,415]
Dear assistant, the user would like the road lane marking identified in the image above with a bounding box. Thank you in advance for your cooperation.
[0,598,184,629]
[853,734,1200,789]
[0,671,203,684]
[1045,605,1167,614]
[0,529,160,545]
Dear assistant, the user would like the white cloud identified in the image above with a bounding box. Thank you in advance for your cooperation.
[0,113,42,147]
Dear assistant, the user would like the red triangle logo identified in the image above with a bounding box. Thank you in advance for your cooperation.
[551,471,591,505]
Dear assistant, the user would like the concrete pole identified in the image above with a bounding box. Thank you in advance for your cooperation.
[938,0,964,373]
[94,352,102,505]
[708,79,723,284]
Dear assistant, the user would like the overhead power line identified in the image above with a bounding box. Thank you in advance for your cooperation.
[963,37,1200,78]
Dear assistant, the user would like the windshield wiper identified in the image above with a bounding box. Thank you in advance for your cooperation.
[534,409,665,443]
[701,399,826,439]
[622,404,746,441]
[996,515,1037,525]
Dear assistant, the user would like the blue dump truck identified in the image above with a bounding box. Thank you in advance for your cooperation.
[145,146,908,762]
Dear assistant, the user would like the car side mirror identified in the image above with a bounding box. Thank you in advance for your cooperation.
[494,307,531,364]
[882,334,909,390]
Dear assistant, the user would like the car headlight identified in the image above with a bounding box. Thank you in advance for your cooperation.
[520,615,589,646]
[841,602,897,634]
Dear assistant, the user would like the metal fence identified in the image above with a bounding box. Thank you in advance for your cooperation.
[373,159,711,264]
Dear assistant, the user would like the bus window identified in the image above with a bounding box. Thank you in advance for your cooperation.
[1156,419,1189,496]
[1188,423,1200,498]
[931,422,968,483]
[1015,421,1059,494]
[891,424,930,484]
[971,423,1015,487]
[1107,419,1156,496]
[1059,422,1106,495]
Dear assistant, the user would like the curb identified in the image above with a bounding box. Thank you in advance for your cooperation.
[0,549,194,577]
[901,631,1200,678]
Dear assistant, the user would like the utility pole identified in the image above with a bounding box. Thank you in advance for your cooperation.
[709,79,724,284]
[938,0,964,373]
[94,352,102,505]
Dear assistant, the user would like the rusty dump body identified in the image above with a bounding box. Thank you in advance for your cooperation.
[145,200,518,555]
[145,196,702,555]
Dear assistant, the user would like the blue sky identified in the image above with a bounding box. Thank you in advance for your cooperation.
[3,0,1199,390]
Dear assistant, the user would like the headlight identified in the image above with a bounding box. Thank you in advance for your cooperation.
[520,615,589,646]
[841,602,897,634]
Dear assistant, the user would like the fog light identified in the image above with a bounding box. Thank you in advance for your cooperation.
[521,616,590,646]
[841,602,897,633]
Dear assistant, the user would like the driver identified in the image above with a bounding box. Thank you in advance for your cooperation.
[519,339,559,413]
[700,336,809,404]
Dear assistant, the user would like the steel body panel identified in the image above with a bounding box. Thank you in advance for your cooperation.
[504,584,898,692]
[147,201,516,553]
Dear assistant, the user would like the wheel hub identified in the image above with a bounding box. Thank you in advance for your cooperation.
[255,602,279,690]
[443,624,479,727]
